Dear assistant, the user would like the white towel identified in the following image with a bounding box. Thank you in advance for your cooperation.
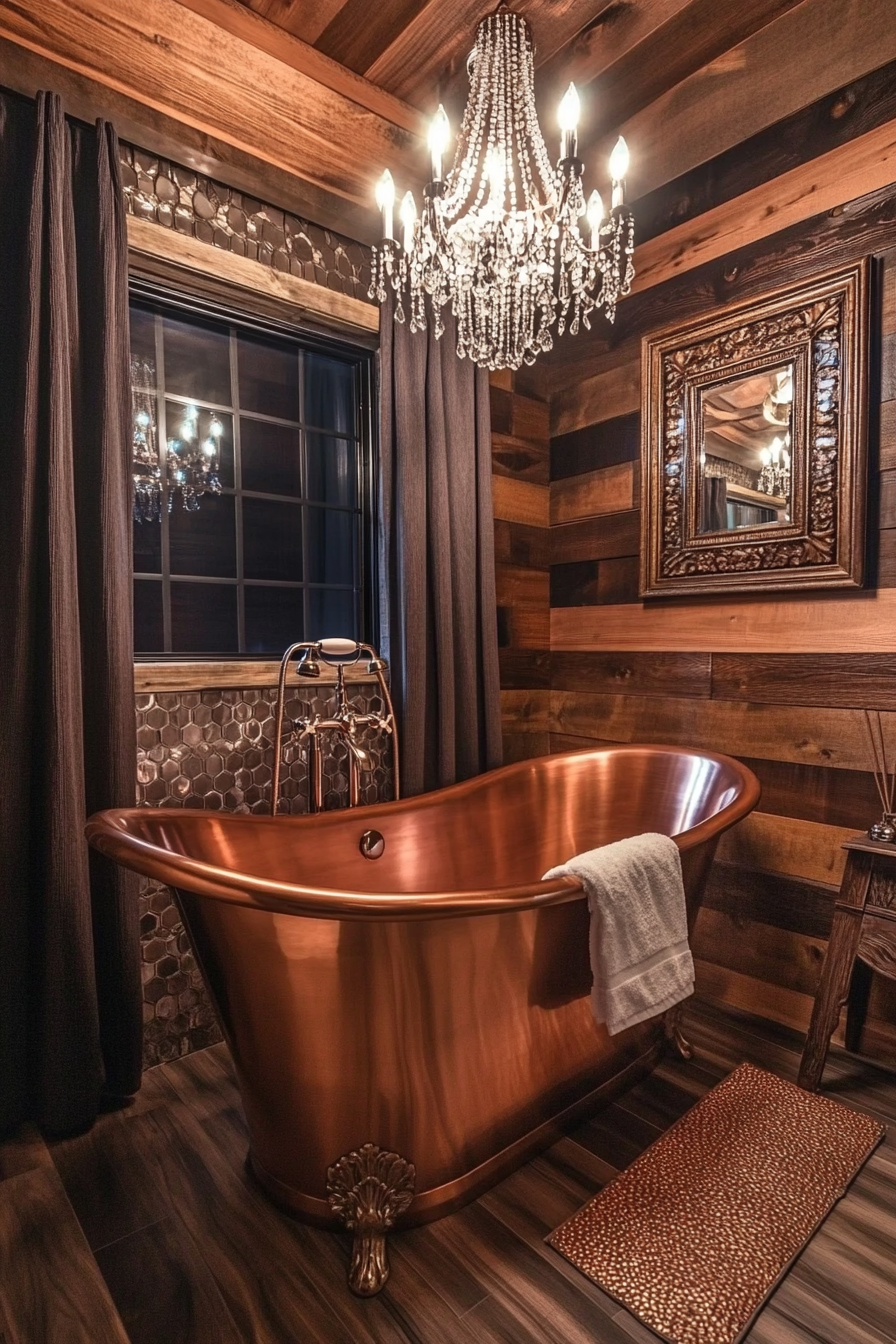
[543,833,694,1036]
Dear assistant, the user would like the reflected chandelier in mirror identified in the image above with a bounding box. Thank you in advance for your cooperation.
[640,260,870,598]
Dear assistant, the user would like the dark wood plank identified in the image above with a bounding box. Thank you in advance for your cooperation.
[502,731,551,764]
[879,527,896,587]
[489,385,513,436]
[499,648,552,691]
[512,393,549,446]
[598,555,641,606]
[0,1125,53,1182]
[702,860,837,940]
[740,757,884,831]
[551,651,712,699]
[632,54,896,245]
[551,510,641,565]
[881,469,896,528]
[710,654,896,709]
[551,412,640,482]
[550,561,599,608]
[494,519,551,570]
[0,1167,130,1344]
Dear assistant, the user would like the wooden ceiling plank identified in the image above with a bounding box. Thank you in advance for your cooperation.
[364,0,619,109]
[315,0,432,76]
[176,0,423,132]
[0,0,425,220]
[589,0,896,201]
[241,0,348,49]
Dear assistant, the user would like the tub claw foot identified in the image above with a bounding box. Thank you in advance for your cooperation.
[327,1143,415,1296]
[664,1003,693,1061]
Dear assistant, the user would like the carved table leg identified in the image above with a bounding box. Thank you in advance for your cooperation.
[327,1144,415,1296]
[798,905,865,1091]
[664,1002,693,1060]
[844,956,873,1054]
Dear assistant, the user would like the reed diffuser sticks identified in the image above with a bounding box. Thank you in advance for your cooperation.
[864,709,896,843]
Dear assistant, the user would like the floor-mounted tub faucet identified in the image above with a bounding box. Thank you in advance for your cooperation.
[270,638,399,814]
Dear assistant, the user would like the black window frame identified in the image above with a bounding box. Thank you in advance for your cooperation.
[129,277,379,661]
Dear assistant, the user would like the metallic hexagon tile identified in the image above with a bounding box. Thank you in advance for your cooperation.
[136,682,394,1068]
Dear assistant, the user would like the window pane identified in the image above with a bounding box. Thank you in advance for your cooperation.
[165,402,234,490]
[243,497,303,581]
[306,432,356,507]
[171,582,237,653]
[244,586,304,655]
[307,506,355,585]
[237,332,299,421]
[133,517,161,574]
[308,587,356,642]
[134,580,164,653]
[162,313,231,406]
[241,418,301,497]
[170,492,236,577]
[304,353,356,435]
[130,303,156,366]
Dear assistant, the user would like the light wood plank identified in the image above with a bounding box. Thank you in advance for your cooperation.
[128,216,378,334]
[551,589,896,654]
[495,565,550,610]
[174,0,421,132]
[630,116,896,296]
[694,957,814,1033]
[500,689,553,734]
[0,0,423,222]
[595,0,896,201]
[551,360,641,437]
[550,462,636,526]
[134,661,380,692]
[0,1167,130,1344]
[693,908,828,1002]
[492,475,550,528]
[549,689,896,772]
[715,812,853,887]
[882,401,896,473]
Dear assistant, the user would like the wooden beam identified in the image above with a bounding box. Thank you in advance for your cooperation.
[551,589,896,654]
[588,0,896,202]
[176,0,422,132]
[630,117,896,295]
[127,215,379,335]
[0,0,424,234]
[551,358,640,436]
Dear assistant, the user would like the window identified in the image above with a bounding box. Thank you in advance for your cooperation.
[130,288,375,658]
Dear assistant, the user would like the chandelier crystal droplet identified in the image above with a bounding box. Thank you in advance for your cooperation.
[369,9,635,371]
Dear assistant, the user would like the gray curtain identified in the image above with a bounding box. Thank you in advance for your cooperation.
[0,90,141,1133]
[702,475,728,532]
[379,293,502,796]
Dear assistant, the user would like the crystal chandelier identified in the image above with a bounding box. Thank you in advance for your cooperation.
[130,357,224,521]
[758,436,791,498]
[369,6,634,370]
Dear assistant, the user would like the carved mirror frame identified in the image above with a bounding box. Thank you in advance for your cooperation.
[640,259,870,598]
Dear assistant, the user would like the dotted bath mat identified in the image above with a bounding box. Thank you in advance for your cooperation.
[547,1062,884,1344]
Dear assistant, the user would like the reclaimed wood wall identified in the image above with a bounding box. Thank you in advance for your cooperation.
[497,63,896,1058]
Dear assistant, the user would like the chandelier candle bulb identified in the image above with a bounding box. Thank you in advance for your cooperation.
[558,82,580,160]
[609,136,629,207]
[400,191,417,253]
[375,169,395,240]
[428,104,450,182]
[586,190,603,249]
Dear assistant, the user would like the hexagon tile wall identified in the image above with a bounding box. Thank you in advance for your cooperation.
[136,684,393,1067]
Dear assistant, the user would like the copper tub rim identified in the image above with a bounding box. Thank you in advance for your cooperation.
[86,744,760,921]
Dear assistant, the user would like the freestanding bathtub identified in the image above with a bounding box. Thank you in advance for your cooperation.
[87,745,759,1293]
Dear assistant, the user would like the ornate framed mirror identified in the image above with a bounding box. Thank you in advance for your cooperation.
[640,259,870,598]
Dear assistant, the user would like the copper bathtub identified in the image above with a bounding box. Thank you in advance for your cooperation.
[88,745,758,1288]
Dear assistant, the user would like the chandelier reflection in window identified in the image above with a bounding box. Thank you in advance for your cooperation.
[369,7,634,371]
[130,357,223,521]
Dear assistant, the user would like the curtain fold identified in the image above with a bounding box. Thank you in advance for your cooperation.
[379,293,502,797]
[0,89,141,1134]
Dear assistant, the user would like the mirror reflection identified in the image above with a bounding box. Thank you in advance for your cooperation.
[698,364,793,533]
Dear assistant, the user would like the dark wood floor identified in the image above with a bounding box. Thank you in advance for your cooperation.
[2,1000,895,1344]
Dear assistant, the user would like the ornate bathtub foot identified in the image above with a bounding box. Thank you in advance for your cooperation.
[326,1144,415,1296]
[664,1003,694,1061]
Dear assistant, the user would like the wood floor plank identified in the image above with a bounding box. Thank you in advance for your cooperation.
[0,1166,130,1344]
[0,1125,53,1182]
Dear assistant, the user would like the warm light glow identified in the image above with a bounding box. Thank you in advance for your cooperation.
[770,437,782,464]
[209,417,224,439]
[400,191,417,253]
[609,136,629,180]
[428,104,450,181]
[486,147,506,206]
[375,169,395,211]
[558,83,580,133]
[760,447,771,465]
[586,189,603,247]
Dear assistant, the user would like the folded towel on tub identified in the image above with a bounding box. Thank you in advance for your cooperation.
[542,833,694,1036]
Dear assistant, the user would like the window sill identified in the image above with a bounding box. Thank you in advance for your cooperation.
[134,661,382,693]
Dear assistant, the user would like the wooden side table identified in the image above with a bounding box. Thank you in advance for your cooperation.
[798,837,896,1091]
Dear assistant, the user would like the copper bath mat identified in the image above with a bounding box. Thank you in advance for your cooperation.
[547,1062,884,1344]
